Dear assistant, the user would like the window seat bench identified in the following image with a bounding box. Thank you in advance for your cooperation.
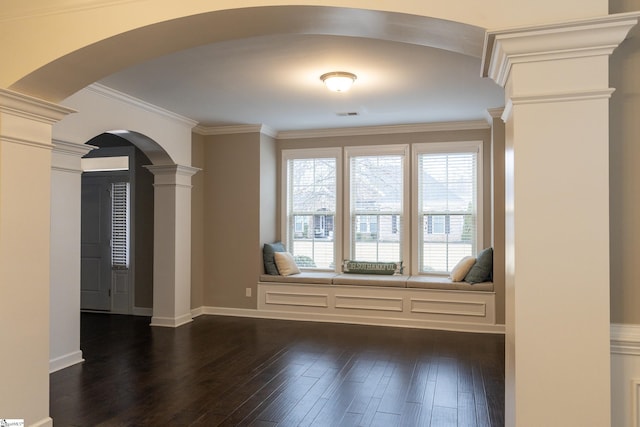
[257,273,501,334]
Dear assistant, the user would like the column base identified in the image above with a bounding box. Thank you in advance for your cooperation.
[150,312,193,328]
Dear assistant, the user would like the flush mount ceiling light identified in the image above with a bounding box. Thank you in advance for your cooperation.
[320,71,357,92]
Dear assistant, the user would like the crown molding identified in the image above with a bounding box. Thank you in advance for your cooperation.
[0,0,140,22]
[276,120,490,140]
[86,83,198,128]
[193,124,278,138]
[482,12,640,87]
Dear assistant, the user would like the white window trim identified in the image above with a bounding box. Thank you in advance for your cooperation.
[411,141,483,275]
[344,144,410,269]
[281,147,342,271]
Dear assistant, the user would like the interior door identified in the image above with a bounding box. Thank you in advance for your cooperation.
[81,175,113,311]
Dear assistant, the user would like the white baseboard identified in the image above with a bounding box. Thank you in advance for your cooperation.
[198,305,505,334]
[191,306,205,318]
[49,350,84,373]
[31,417,53,427]
[150,312,193,328]
[132,306,153,317]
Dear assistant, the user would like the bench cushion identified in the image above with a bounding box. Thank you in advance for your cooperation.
[406,275,494,291]
[259,272,338,284]
[332,274,408,288]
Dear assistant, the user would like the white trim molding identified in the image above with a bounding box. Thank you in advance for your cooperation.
[194,123,277,138]
[611,323,640,427]
[195,304,505,334]
[612,323,640,355]
[277,120,490,140]
[633,379,640,427]
[191,306,205,318]
[49,350,84,373]
[501,89,616,122]
[87,83,198,128]
[150,313,193,328]
[0,88,76,124]
[196,120,491,140]
[482,12,640,87]
[256,282,501,334]
[30,417,53,427]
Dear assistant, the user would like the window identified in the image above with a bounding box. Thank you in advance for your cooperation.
[346,145,409,263]
[414,142,482,274]
[282,149,341,269]
[111,181,130,269]
[282,142,481,274]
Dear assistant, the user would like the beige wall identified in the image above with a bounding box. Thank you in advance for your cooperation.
[195,126,505,322]
[203,132,262,309]
[260,133,278,268]
[610,0,640,324]
[191,133,205,309]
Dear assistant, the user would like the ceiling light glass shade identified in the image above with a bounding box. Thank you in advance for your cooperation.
[320,71,357,92]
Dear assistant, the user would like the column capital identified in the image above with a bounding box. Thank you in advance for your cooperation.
[52,139,94,157]
[144,163,200,177]
[482,12,640,87]
[485,107,505,124]
[144,163,201,188]
[51,140,94,174]
[0,88,76,124]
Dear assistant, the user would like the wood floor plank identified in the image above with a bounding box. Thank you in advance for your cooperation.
[50,313,505,426]
[431,405,458,427]
[398,401,422,427]
[417,380,437,426]
[370,410,401,427]
[359,397,382,427]
[458,391,478,427]
[433,357,458,408]
[377,358,417,414]
[405,359,431,403]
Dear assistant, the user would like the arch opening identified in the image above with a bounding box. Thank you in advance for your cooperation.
[10,6,485,102]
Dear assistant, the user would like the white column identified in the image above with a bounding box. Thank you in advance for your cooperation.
[0,90,74,426]
[145,164,199,327]
[483,14,639,426]
[49,140,93,373]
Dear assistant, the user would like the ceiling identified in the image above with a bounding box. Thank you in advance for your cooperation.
[99,33,505,132]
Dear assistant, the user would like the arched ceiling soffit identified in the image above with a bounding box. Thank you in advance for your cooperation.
[10,6,484,102]
[105,130,173,165]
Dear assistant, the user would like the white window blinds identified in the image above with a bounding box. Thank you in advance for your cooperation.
[111,182,130,269]
[416,143,480,273]
[286,156,337,269]
[349,151,405,263]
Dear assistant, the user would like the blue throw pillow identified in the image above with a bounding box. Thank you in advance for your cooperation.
[263,242,286,275]
[464,247,493,284]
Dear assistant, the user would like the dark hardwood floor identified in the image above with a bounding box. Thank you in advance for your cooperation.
[50,313,505,426]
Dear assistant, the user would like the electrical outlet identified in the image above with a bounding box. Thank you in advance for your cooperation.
[246,288,252,297]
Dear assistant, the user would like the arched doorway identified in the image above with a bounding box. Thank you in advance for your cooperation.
[80,132,155,315]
